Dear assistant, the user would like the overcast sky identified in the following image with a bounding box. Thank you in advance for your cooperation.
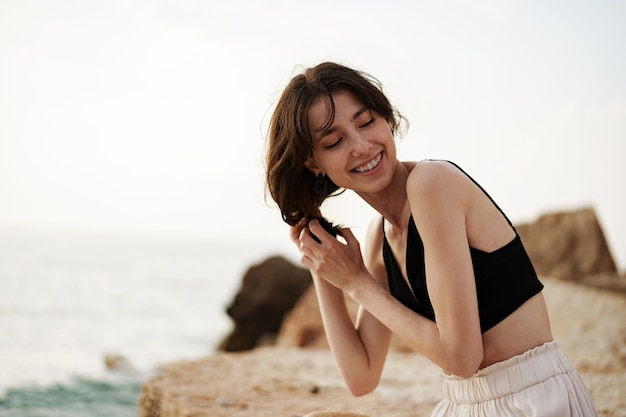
[1,0,624,268]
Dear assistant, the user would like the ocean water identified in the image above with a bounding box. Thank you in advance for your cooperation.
[0,228,294,416]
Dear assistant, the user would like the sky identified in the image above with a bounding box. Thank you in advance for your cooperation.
[0,0,625,268]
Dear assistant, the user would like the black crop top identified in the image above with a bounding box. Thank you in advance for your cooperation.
[382,161,543,333]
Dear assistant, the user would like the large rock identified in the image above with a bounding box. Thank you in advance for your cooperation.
[139,347,442,417]
[276,287,412,352]
[140,278,626,417]
[275,286,328,349]
[219,256,311,351]
[577,271,626,294]
[515,207,617,283]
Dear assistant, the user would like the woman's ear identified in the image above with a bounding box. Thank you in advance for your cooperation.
[304,158,322,176]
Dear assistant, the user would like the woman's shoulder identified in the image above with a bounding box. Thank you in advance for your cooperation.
[405,159,476,230]
[406,159,467,193]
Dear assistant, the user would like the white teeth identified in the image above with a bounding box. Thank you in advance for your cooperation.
[354,153,382,173]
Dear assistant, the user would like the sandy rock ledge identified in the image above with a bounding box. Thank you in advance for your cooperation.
[140,278,626,417]
[140,347,440,417]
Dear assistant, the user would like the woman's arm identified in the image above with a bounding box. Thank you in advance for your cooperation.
[405,161,484,376]
[301,161,484,378]
[293,218,392,396]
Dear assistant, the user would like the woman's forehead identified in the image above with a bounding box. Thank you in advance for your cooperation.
[307,91,367,139]
[308,93,336,133]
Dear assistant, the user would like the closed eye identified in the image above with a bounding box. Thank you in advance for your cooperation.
[324,137,343,149]
[360,117,375,128]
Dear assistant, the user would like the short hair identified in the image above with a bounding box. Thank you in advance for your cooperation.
[265,62,406,226]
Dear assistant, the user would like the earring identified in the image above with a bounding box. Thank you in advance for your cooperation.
[313,173,328,196]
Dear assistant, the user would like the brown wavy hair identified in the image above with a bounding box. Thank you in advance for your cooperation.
[265,62,406,227]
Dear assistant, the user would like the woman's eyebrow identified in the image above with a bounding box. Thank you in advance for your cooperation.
[351,108,368,121]
[316,127,337,140]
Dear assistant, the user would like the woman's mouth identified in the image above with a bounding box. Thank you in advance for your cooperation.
[353,153,382,173]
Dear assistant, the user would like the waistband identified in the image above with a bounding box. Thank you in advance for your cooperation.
[440,341,574,404]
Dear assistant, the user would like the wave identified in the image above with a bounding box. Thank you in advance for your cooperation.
[0,374,143,417]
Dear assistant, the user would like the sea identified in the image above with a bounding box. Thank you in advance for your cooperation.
[0,228,295,417]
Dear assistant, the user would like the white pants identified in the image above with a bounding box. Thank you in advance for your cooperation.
[431,341,598,417]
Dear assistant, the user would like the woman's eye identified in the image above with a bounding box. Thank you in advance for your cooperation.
[324,138,343,149]
[360,117,375,128]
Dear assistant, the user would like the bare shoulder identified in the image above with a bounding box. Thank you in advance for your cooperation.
[406,160,469,201]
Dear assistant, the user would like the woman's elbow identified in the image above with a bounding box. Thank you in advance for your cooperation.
[442,351,483,378]
[445,363,480,379]
[345,377,379,397]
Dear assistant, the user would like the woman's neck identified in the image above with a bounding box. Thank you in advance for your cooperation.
[357,160,415,229]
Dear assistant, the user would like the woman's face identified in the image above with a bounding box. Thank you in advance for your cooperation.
[306,90,397,194]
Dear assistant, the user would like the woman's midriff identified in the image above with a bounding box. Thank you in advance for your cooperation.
[479,292,554,369]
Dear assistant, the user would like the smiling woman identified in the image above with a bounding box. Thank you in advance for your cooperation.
[265,62,406,228]
[264,61,599,416]
[305,92,394,193]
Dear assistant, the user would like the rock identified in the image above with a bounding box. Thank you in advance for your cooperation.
[104,353,133,372]
[577,271,626,295]
[515,207,617,283]
[542,278,626,373]
[139,346,441,417]
[276,286,334,349]
[139,278,626,417]
[277,286,413,352]
[219,256,312,351]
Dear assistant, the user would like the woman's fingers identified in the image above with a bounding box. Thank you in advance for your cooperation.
[307,219,335,244]
[297,230,320,271]
[290,218,309,246]
[338,227,360,251]
[299,253,313,269]
[296,220,362,285]
[338,226,354,243]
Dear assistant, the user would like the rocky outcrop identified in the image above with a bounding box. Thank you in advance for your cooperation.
[219,256,311,351]
[139,345,442,417]
[140,278,626,417]
[275,285,329,349]
[276,286,412,352]
[577,271,626,294]
[515,207,617,283]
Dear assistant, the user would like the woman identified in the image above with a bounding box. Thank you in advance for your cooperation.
[265,62,597,416]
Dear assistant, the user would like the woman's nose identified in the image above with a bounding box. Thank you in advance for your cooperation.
[351,134,373,157]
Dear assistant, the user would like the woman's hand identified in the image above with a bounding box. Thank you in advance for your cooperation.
[289,218,393,396]
[289,217,310,248]
[294,219,369,294]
